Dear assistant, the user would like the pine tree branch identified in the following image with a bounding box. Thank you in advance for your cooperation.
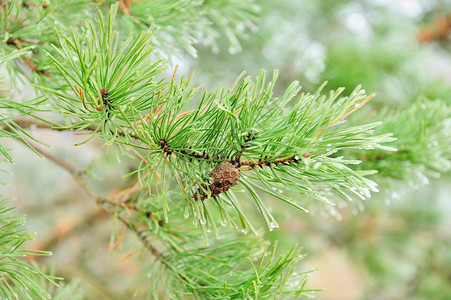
[117,216,166,261]
[117,0,133,17]
[5,116,237,173]
[7,117,247,164]
[19,141,203,288]
[19,140,172,268]
[6,38,51,77]
[417,14,451,43]
[14,4,395,235]
[6,116,378,172]
[2,1,52,77]
[0,199,59,299]
[7,117,138,139]
[239,154,308,169]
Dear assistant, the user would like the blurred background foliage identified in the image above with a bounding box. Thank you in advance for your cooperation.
[1,0,451,299]
[189,0,451,299]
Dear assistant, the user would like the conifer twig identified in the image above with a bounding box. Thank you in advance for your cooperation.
[118,0,133,16]
[239,154,308,170]
[19,141,197,286]
[417,14,451,43]
[6,38,51,77]
[8,117,138,139]
[19,141,168,264]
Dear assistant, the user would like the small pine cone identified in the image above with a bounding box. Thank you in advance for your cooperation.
[194,162,240,201]
[209,161,240,194]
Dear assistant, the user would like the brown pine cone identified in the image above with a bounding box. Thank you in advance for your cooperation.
[209,161,240,196]
[194,162,241,201]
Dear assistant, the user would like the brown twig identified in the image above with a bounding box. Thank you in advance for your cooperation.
[6,117,139,139]
[20,141,176,273]
[417,15,451,43]
[232,131,257,165]
[4,1,48,76]
[6,38,51,77]
[25,141,114,206]
[8,117,220,164]
[118,0,133,16]
[118,216,165,260]
[238,154,308,170]
[159,139,225,162]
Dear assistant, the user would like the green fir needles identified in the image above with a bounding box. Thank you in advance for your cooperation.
[148,236,315,299]
[41,5,397,234]
[133,71,396,233]
[356,97,451,186]
[42,5,164,142]
[0,199,58,300]
[116,0,259,56]
[5,2,446,299]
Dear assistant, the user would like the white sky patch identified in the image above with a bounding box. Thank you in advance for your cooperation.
[345,11,372,37]
[303,42,325,83]
[394,0,423,17]
[371,0,423,17]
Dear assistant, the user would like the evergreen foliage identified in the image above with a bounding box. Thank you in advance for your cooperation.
[148,236,313,299]
[0,198,57,300]
[355,98,451,185]
[0,0,450,299]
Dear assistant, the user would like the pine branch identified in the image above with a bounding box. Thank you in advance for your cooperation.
[116,0,259,56]
[417,14,451,43]
[149,236,314,299]
[0,198,59,300]
[4,117,139,140]
[6,38,51,77]
[12,129,315,298]
[353,98,451,186]
[22,140,171,267]
[0,0,54,78]
[40,4,396,231]
[5,3,397,236]
[127,71,395,231]
[40,4,165,143]
[18,140,218,290]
